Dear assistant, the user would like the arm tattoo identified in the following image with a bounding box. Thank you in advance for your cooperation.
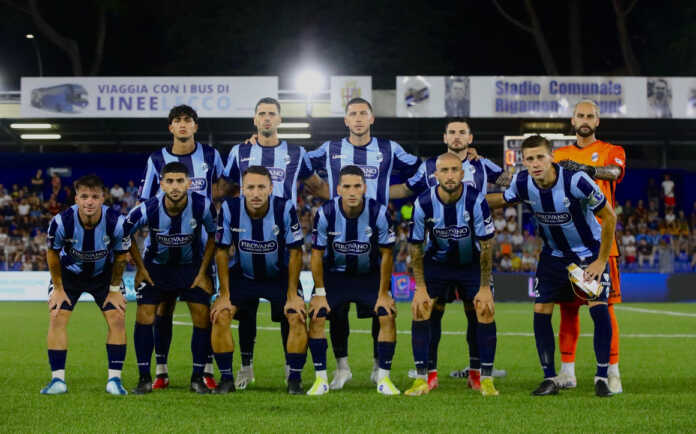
[409,243,426,287]
[479,239,493,286]
[593,165,622,181]
[495,171,513,187]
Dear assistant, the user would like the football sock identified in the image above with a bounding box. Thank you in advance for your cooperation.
[309,338,328,378]
[214,352,234,380]
[608,363,620,377]
[533,313,556,379]
[191,327,210,376]
[411,320,430,378]
[560,361,576,377]
[590,304,612,379]
[238,310,256,367]
[428,307,444,371]
[477,321,497,378]
[106,344,126,379]
[336,356,350,372]
[153,314,173,369]
[48,349,66,381]
[134,322,154,379]
[204,338,215,375]
[286,353,306,382]
[330,307,350,359]
[559,303,580,363]
[377,341,395,374]
[465,307,480,370]
[371,317,380,360]
[608,303,620,365]
[280,317,290,360]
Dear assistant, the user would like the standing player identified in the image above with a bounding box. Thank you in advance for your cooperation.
[390,117,509,389]
[122,162,218,394]
[307,166,400,396]
[224,97,327,389]
[138,104,224,390]
[405,153,498,397]
[487,135,617,397]
[211,166,307,394]
[308,97,420,389]
[41,175,129,395]
[554,100,626,394]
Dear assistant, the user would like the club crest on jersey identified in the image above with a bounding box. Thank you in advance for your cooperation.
[375,152,383,163]
[272,225,280,236]
[102,235,111,245]
[357,165,379,179]
[365,226,373,237]
[267,167,286,182]
[239,239,278,254]
[190,219,197,229]
[284,154,292,164]
[563,197,571,208]
[200,162,208,172]
[462,210,470,221]
[433,225,470,239]
[592,152,599,162]
[333,240,371,255]
[534,211,572,225]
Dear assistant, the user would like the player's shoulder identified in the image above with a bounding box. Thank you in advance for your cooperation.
[366,197,387,215]
[271,194,293,214]
[104,206,122,226]
[319,197,339,216]
[415,187,434,209]
[56,205,77,222]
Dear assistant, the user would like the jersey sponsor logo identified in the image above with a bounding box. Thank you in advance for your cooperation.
[534,211,572,225]
[333,240,371,255]
[328,231,342,236]
[241,157,253,163]
[591,152,599,162]
[121,237,132,250]
[433,225,470,239]
[67,247,109,262]
[232,228,246,233]
[357,165,379,180]
[156,233,195,247]
[239,239,278,254]
[268,167,286,182]
[190,177,207,191]
[332,154,345,160]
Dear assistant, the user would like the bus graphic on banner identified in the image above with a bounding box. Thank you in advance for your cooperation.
[30,84,89,113]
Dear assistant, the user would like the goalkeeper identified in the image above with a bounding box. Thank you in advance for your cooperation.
[486,135,617,398]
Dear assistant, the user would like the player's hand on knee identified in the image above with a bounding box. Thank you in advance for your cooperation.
[191,272,213,294]
[285,295,307,324]
[103,291,127,317]
[48,287,71,317]
[374,293,395,318]
[309,296,330,321]
[210,297,233,324]
[474,285,495,317]
[411,289,432,319]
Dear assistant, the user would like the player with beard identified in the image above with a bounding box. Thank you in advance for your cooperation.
[553,100,626,394]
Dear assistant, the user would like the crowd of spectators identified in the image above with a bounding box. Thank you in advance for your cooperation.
[2,171,696,275]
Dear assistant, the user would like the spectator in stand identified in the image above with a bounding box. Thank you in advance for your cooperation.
[646,178,660,206]
[665,207,676,225]
[109,183,125,201]
[50,173,61,196]
[510,228,524,253]
[126,180,138,197]
[493,209,506,233]
[30,169,45,199]
[499,253,512,271]
[510,253,522,271]
[614,201,623,222]
[504,205,517,221]
[661,174,676,208]
[634,199,647,221]
[637,237,655,268]
[657,236,674,274]
[623,237,637,267]
[122,191,136,210]
[623,199,634,221]
[17,199,30,217]
[45,196,61,216]
[690,201,696,230]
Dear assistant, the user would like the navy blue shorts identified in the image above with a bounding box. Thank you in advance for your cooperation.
[424,259,491,302]
[324,272,384,318]
[136,263,211,306]
[49,268,124,312]
[534,254,610,304]
[228,274,288,323]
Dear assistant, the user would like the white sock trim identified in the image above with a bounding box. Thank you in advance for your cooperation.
[52,369,65,381]
[108,369,122,380]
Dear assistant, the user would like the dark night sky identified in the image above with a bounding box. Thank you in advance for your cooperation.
[1,0,695,90]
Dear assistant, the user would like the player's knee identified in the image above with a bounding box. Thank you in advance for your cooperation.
[533,303,554,314]
[378,315,395,330]
[136,306,156,324]
[156,298,176,316]
[309,318,325,336]
[105,312,126,332]
[49,310,71,329]
[286,312,305,327]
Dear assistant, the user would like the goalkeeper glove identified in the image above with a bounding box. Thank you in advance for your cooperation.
[558,160,597,178]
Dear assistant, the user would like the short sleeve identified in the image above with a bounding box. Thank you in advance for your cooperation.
[213,149,225,183]
[312,208,328,250]
[123,203,148,236]
[47,214,65,250]
[571,172,606,212]
[284,202,303,248]
[203,199,218,234]
[223,146,240,182]
[607,145,626,184]
[503,172,521,203]
[406,161,429,196]
[481,158,503,184]
[138,156,159,201]
[215,201,232,247]
[112,215,132,253]
[377,206,396,247]
[473,192,495,240]
[392,141,420,176]
[408,199,426,244]
[297,148,314,180]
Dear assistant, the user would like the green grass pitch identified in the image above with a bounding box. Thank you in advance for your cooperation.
[2,301,695,433]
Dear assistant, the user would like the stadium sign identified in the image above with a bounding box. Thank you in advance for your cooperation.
[20,77,278,118]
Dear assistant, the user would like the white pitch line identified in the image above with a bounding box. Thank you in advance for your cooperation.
[172,321,696,338]
[614,306,696,318]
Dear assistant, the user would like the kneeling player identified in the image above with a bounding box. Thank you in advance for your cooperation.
[42,175,129,395]
[406,153,498,397]
[120,162,217,395]
[211,166,308,394]
[307,165,399,396]
[487,135,617,397]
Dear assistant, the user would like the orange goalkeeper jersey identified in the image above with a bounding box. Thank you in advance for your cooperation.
[554,140,626,257]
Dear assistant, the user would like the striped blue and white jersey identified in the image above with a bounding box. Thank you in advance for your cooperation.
[406,156,502,196]
[123,192,217,265]
[308,137,420,205]
[47,205,128,277]
[223,141,313,206]
[503,164,607,260]
[409,185,495,266]
[215,195,303,280]
[138,142,224,201]
[312,197,395,274]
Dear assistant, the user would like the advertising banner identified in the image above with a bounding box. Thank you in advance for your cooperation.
[330,76,372,116]
[20,76,278,118]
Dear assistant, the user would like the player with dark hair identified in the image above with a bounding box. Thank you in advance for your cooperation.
[487,135,617,397]
[391,117,508,389]
[211,165,307,394]
[307,97,420,389]
[554,100,626,394]
[120,162,218,394]
[42,175,129,395]
[224,97,328,389]
[405,153,498,396]
[137,104,224,390]
[306,165,400,395]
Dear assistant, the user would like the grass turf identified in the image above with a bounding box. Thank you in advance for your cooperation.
[2,301,695,433]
